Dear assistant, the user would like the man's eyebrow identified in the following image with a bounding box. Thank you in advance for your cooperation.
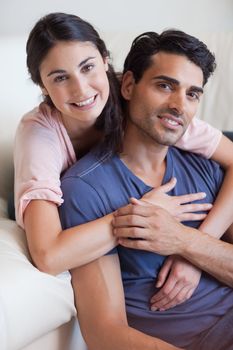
[153,75,203,94]
[153,75,180,85]
[189,86,204,94]
[47,56,96,77]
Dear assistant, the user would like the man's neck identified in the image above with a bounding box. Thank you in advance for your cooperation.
[120,123,168,188]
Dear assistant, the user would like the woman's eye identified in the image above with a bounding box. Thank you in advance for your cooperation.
[82,64,94,73]
[54,75,67,83]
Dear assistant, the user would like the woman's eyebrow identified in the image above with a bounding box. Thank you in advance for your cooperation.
[47,69,66,77]
[47,56,96,77]
[78,56,96,67]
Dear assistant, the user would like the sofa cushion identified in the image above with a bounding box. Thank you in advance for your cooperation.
[0,219,77,349]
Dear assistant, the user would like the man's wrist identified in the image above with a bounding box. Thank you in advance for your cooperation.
[178,226,200,257]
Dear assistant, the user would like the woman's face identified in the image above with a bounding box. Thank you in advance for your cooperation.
[39,41,109,127]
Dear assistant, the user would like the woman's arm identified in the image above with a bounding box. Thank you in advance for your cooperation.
[24,182,209,275]
[24,200,116,275]
[176,118,233,238]
[199,134,233,237]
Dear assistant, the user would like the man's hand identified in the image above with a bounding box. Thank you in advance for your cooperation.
[140,177,212,222]
[150,256,201,311]
[113,202,192,255]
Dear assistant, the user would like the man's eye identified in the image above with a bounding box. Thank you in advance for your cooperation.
[82,64,94,73]
[158,83,172,91]
[188,92,200,101]
[54,75,67,83]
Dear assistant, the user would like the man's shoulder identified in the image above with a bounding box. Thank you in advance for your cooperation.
[171,146,221,170]
[62,148,114,182]
[170,146,223,191]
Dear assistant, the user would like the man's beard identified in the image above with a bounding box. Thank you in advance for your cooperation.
[129,107,187,146]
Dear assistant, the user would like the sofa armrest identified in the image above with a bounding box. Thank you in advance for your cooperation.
[0,218,77,350]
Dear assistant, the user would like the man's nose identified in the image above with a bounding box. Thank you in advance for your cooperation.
[168,92,186,116]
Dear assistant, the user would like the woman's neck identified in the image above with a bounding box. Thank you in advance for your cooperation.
[71,128,103,159]
[60,113,102,158]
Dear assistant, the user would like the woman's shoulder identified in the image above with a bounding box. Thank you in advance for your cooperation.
[15,103,76,169]
[20,103,61,130]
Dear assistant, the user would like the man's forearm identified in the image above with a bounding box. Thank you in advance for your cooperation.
[179,227,233,288]
[87,321,182,350]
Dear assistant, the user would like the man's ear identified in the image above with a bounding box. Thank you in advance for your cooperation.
[121,71,135,100]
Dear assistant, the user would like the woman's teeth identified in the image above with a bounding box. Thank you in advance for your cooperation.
[75,96,95,107]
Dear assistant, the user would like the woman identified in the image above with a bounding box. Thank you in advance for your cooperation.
[14,12,233,314]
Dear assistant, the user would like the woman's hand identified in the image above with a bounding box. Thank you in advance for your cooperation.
[150,256,201,311]
[139,177,212,222]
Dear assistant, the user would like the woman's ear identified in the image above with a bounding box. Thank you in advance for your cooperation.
[40,86,48,96]
[121,71,135,100]
[103,56,109,72]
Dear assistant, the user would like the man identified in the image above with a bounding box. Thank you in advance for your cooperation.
[60,30,233,350]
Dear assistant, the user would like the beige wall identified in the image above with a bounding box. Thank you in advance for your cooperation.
[1,0,233,35]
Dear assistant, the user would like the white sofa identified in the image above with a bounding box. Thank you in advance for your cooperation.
[0,31,232,350]
[0,208,88,350]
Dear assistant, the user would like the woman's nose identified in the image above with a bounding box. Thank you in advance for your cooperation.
[70,75,88,99]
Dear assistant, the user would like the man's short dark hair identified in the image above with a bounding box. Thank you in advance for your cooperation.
[123,30,216,86]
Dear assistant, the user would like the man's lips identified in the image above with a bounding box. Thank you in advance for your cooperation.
[158,114,184,127]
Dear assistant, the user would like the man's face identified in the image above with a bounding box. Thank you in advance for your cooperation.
[121,52,204,146]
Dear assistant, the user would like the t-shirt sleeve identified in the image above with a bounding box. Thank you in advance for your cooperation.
[14,110,64,228]
[176,117,222,159]
[60,175,117,255]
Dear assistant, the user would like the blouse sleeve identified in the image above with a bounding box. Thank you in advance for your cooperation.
[175,117,222,159]
[14,108,65,228]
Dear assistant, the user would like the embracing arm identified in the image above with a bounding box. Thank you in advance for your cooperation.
[24,200,116,275]
[114,204,233,288]
[199,134,233,238]
[71,254,182,350]
[176,118,233,238]
[23,181,209,275]
[180,224,233,288]
[15,109,116,275]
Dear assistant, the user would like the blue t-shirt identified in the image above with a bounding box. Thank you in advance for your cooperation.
[60,147,233,349]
